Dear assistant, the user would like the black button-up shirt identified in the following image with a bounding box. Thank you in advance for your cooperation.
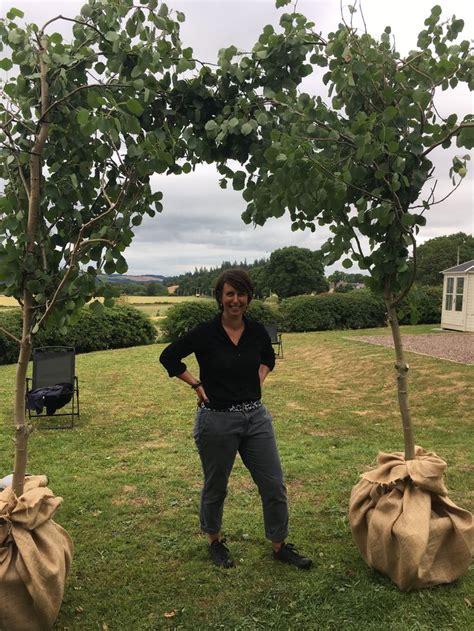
[159,315,275,408]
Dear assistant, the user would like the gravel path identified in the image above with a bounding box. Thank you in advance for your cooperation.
[350,332,474,365]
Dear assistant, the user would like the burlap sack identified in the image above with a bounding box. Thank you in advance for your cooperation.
[349,446,473,591]
[0,475,74,631]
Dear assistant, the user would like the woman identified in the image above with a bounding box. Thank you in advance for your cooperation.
[160,269,312,569]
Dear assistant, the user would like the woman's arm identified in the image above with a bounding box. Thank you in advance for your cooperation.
[259,364,271,386]
[177,370,209,404]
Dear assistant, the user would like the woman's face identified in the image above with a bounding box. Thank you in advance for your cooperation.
[221,282,249,319]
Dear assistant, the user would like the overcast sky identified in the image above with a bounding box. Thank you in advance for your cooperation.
[3,0,473,276]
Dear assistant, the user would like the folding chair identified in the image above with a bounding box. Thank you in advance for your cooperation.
[264,323,284,359]
[26,346,80,429]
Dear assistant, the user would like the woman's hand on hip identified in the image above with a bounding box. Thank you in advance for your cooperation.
[195,385,209,404]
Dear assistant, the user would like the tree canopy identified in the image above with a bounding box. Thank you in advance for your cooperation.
[414,232,474,285]
[267,246,328,297]
[196,2,472,304]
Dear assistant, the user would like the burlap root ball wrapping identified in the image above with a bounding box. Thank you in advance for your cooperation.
[349,446,473,591]
[0,475,74,631]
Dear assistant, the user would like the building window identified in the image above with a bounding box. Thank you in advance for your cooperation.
[445,277,454,310]
[455,277,464,311]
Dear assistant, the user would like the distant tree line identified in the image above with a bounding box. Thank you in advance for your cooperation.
[164,246,329,298]
[98,233,470,298]
[105,280,169,297]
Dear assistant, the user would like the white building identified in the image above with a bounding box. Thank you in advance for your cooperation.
[441,260,474,332]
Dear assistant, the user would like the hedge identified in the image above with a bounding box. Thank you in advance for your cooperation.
[0,305,156,366]
[279,286,443,332]
[160,299,279,342]
[397,285,442,325]
[279,291,387,332]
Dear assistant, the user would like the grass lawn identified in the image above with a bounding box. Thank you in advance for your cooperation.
[0,327,472,630]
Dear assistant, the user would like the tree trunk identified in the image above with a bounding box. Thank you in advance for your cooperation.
[11,294,33,497]
[385,295,415,460]
[11,35,49,497]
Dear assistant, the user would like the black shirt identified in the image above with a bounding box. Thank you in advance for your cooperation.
[159,315,275,408]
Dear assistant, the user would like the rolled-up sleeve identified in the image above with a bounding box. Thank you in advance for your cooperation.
[159,331,196,377]
[260,326,276,371]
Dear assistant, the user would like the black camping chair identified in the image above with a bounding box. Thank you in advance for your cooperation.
[26,346,80,429]
[264,323,283,359]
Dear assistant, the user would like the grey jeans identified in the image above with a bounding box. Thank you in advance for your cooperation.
[193,404,289,541]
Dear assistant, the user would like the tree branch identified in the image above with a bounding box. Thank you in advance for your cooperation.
[421,123,474,158]
[34,194,125,331]
[0,325,21,345]
[308,154,386,203]
[37,83,134,124]
[409,178,462,210]
[40,15,104,40]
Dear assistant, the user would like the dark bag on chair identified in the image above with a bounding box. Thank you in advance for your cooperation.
[27,382,74,416]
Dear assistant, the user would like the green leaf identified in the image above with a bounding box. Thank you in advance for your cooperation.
[264,146,279,162]
[105,31,119,42]
[241,122,253,136]
[115,255,128,274]
[204,120,218,132]
[342,258,353,269]
[0,58,13,71]
[77,109,89,125]
[158,2,169,17]
[387,141,399,153]
[126,99,144,116]
[7,7,24,19]
[233,171,246,191]
[401,213,416,227]
[49,32,63,44]
[8,30,23,44]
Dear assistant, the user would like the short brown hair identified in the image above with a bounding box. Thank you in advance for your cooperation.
[214,269,254,307]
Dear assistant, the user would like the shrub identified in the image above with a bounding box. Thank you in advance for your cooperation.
[160,299,281,342]
[0,305,156,366]
[160,301,218,342]
[279,291,386,332]
[397,285,442,325]
[0,309,22,365]
[246,300,282,326]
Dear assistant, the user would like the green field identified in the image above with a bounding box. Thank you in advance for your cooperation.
[0,328,472,630]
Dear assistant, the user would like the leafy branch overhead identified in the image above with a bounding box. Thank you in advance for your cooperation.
[0,0,200,337]
[195,3,473,300]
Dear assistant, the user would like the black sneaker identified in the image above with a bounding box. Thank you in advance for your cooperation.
[273,543,312,569]
[209,539,235,568]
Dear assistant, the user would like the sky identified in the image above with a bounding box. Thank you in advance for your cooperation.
[2,0,473,277]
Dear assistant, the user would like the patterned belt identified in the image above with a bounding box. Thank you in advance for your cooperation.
[199,400,262,413]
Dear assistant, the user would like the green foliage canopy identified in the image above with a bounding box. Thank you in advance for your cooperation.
[267,246,328,297]
[414,232,474,286]
[195,3,473,304]
[0,0,200,338]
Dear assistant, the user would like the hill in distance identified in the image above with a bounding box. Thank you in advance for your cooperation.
[101,274,165,284]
